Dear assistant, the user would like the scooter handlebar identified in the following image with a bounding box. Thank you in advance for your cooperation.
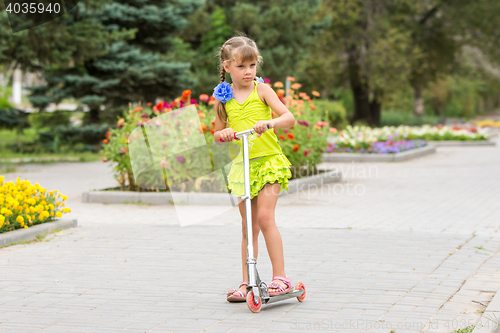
[219,124,270,142]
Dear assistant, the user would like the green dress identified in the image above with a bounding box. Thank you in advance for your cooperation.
[225,80,292,199]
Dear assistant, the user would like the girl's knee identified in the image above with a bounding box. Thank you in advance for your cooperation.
[256,214,275,233]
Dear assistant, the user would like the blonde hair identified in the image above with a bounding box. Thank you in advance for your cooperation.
[216,36,263,123]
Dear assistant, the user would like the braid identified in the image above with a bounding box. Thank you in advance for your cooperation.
[220,67,226,83]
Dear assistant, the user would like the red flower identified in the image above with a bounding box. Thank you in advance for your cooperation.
[102,139,108,144]
[287,133,295,139]
[292,144,299,152]
[182,90,191,97]
[105,131,110,139]
[210,129,215,134]
[278,135,285,140]
[304,150,309,157]
[155,101,165,110]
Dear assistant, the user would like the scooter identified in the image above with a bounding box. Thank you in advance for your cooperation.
[221,125,306,313]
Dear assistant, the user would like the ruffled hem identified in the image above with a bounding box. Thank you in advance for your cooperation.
[227,153,292,199]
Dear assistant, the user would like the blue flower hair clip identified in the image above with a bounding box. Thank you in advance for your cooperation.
[256,77,264,83]
[212,81,234,103]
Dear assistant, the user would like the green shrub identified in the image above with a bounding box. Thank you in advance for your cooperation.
[28,111,71,129]
[8,124,110,153]
[314,99,349,130]
[0,107,30,131]
[381,110,439,127]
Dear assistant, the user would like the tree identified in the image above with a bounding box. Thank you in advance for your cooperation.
[409,0,500,117]
[0,0,118,73]
[173,0,320,94]
[28,0,203,123]
[316,0,416,126]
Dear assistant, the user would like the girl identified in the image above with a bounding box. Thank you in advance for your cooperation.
[212,36,296,302]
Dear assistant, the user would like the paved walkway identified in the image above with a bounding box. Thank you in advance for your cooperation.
[1,137,500,332]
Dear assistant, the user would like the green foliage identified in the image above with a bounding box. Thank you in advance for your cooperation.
[0,107,30,131]
[27,0,203,122]
[0,85,12,109]
[28,111,71,129]
[314,99,348,130]
[200,7,233,54]
[381,110,439,127]
[8,124,110,154]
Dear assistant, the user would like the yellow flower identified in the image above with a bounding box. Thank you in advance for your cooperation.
[49,204,55,210]
[16,215,24,223]
[56,211,62,218]
[0,176,4,184]
[50,212,54,217]
[62,208,71,213]
[61,195,68,201]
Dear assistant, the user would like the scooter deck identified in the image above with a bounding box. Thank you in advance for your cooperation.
[262,289,305,304]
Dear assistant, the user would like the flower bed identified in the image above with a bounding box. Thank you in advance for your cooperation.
[328,139,427,154]
[326,124,490,154]
[0,176,71,234]
[473,120,500,128]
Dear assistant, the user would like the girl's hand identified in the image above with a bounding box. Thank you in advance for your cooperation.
[254,120,273,137]
[219,128,238,142]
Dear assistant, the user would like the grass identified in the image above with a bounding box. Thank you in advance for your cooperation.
[0,127,102,167]
[451,325,474,333]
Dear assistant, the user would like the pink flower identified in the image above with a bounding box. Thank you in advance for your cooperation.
[190,98,197,104]
[304,150,309,157]
[264,78,271,83]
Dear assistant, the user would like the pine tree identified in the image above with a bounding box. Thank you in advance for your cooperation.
[29,0,203,123]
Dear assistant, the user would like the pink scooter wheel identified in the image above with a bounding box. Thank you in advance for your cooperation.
[296,281,306,302]
[246,291,262,313]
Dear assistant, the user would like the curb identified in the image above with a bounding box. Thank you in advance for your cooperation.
[428,140,496,147]
[0,219,78,248]
[0,157,87,163]
[321,145,436,163]
[472,287,500,333]
[82,169,342,205]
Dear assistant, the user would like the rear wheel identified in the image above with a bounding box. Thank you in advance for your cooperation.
[296,281,306,302]
[246,290,262,313]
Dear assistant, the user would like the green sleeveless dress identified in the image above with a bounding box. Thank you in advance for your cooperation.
[225,80,292,199]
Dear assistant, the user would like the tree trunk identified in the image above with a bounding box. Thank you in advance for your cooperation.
[369,97,381,127]
[89,106,100,123]
[413,85,424,117]
[347,47,371,125]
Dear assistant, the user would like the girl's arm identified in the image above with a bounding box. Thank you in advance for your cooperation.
[255,84,295,133]
[213,100,236,143]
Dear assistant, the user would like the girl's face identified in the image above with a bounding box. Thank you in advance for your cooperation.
[224,57,257,88]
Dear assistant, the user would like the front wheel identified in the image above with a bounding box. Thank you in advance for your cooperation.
[246,291,262,313]
[296,281,306,302]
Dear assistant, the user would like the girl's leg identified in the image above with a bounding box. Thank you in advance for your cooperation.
[233,196,260,295]
[255,182,288,293]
